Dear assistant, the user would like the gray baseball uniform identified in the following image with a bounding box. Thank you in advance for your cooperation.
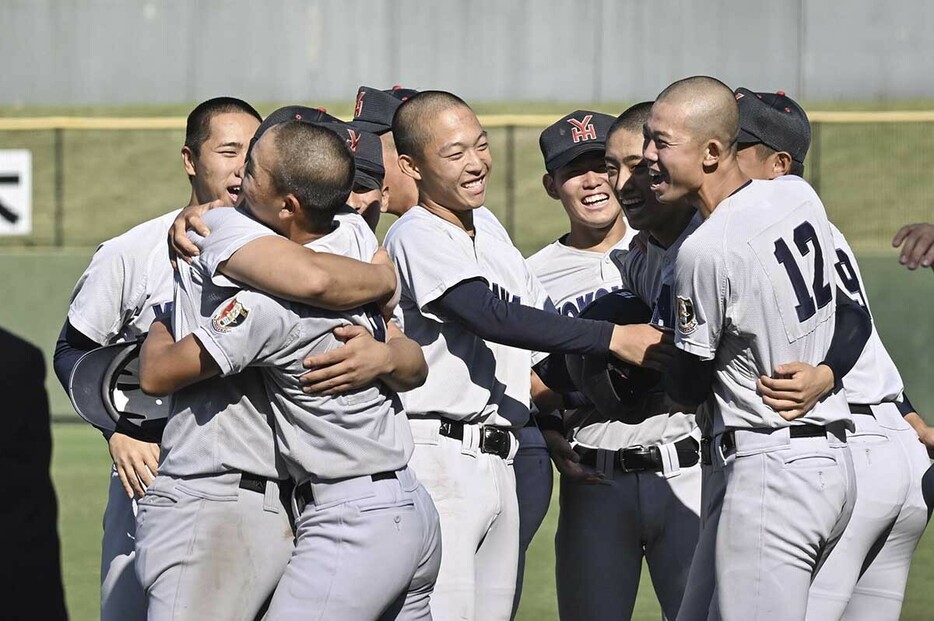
[188,207,441,620]
[674,176,856,621]
[134,209,293,621]
[806,223,929,621]
[529,218,701,620]
[384,205,550,621]
[65,209,179,621]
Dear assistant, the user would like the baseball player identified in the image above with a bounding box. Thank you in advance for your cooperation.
[342,122,387,231]
[353,85,420,221]
[644,76,857,621]
[527,104,703,620]
[514,108,641,618]
[51,97,262,621]
[139,120,441,620]
[383,90,670,621]
[730,88,930,621]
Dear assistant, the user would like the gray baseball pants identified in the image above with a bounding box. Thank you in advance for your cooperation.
[101,467,147,621]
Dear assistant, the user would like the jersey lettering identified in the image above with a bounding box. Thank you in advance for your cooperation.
[490,282,521,305]
[834,248,867,309]
[773,221,833,322]
[558,285,620,317]
[363,303,387,342]
[151,301,174,320]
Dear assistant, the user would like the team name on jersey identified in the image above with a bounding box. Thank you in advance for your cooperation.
[491,282,521,305]
[559,286,621,317]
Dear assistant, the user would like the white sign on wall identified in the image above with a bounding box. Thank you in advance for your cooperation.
[0,150,32,236]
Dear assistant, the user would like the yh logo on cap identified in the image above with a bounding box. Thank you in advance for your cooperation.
[568,115,597,143]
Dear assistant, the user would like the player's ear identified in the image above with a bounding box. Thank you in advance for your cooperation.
[773,151,793,176]
[703,139,722,169]
[281,193,300,220]
[542,173,560,200]
[379,185,390,213]
[182,146,197,178]
[398,154,422,182]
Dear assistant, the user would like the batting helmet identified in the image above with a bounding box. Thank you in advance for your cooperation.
[68,340,171,443]
[565,291,665,423]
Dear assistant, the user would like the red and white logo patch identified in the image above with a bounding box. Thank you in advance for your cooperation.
[354,91,365,118]
[568,115,597,143]
[211,298,249,333]
[345,129,361,153]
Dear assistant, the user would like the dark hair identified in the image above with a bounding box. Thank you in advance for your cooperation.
[751,143,806,177]
[268,121,355,230]
[608,101,654,139]
[185,97,262,155]
[392,90,471,158]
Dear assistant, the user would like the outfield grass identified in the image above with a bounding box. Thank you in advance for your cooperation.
[51,423,934,620]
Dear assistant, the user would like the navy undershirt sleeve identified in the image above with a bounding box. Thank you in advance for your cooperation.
[431,279,614,356]
[897,393,916,417]
[821,286,872,390]
[666,348,716,407]
[53,320,113,440]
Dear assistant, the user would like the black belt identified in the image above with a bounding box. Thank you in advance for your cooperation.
[703,424,833,464]
[439,419,514,459]
[574,437,699,474]
[849,404,874,416]
[295,471,397,514]
[238,472,280,495]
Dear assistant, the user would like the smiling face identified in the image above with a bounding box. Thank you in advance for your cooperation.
[642,101,707,204]
[606,126,693,238]
[239,128,287,234]
[184,111,260,206]
[403,105,492,213]
[545,150,621,231]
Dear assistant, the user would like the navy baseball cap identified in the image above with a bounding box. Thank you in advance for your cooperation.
[247,105,340,157]
[352,85,419,135]
[68,341,171,443]
[318,121,385,191]
[734,88,811,164]
[540,110,616,174]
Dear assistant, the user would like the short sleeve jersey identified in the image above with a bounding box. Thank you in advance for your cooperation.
[383,206,543,428]
[193,211,412,481]
[159,208,284,480]
[829,222,905,404]
[530,221,697,448]
[67,209,180,344]
[673,176,850,431]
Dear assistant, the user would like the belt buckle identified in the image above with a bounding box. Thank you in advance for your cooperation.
[481,426,510,459]
[618,444,647,473]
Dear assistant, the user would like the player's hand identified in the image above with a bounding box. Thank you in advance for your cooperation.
[168,199,225,267]
[916,427,934,459]
[543,430,605,484]
[108,432,160,498]
[608,324,674,371]
[299,325,393,395]
[892,222,934,270]
[757,362,835,421]
[371,248,400,319]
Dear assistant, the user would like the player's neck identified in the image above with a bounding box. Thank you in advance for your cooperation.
[651,208,696,248]
[419,195,475,236]
[564,216,627,253]
[697,165,750,219]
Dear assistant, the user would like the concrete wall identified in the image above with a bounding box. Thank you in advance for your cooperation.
[3,0,933,106]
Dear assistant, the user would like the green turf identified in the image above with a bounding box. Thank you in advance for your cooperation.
[51,423,934,620]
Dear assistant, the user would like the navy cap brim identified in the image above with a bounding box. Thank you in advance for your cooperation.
[68,341,170,442]
[354,169,383,192]
[737,127,762,145]
[546,142,606,174]
[352,119,391,135]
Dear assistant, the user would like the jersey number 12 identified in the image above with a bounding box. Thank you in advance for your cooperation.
[773,221,833,322]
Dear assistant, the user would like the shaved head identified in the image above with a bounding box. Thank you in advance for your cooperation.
[392,90,473,158]
[656,76,739,150]
[608,101,654,140]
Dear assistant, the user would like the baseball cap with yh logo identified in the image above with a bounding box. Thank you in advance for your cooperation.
[734,88,811,164]
[539,110,616,174]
